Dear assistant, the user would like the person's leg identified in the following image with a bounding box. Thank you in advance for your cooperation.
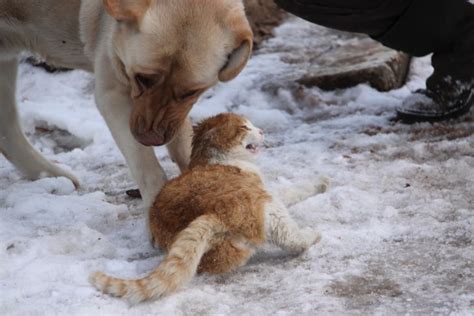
[274,0,412,37]
[275,0,474,122]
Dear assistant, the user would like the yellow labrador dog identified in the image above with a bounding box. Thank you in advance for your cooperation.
[0,1,253,209]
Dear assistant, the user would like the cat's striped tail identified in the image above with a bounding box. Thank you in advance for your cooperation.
[89,215,226,304]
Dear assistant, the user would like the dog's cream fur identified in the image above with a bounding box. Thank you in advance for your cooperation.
[0,0,253,213]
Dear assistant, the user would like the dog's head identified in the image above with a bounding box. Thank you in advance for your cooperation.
[104,0,253,146]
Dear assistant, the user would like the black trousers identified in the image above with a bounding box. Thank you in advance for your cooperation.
[274,0,474,85]
[274,0,412,38]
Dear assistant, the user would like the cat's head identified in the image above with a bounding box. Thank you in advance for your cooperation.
[190,113,264,167]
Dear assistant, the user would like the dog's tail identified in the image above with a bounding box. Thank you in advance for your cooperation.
[89,215,226,304]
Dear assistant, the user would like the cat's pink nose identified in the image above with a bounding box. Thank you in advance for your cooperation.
[259,129,264,136]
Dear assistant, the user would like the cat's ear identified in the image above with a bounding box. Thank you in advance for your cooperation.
[193,125,218,143]
[200,127,218,143]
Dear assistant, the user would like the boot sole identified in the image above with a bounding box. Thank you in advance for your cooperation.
[396,90,474,124]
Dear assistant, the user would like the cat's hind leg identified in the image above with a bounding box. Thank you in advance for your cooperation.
[264,199,321,254]
[198,239,254,275]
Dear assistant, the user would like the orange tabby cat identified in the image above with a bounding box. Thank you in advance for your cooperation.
[90,113,324,304]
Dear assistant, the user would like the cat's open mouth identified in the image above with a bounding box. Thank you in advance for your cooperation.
[246,143,259,154]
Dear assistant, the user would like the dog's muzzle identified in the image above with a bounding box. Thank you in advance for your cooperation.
[134,131,165,146]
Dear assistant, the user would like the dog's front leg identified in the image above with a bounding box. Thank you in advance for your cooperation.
[94,88,167,206]
[166,117,192,172]
[94,69,167,240]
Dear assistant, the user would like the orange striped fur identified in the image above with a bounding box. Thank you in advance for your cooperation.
[90,215,227,304]
[90,113,322,304]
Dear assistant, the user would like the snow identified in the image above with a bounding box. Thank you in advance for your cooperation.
[1,18,473,315]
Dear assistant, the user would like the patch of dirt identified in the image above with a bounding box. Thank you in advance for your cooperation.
[33,124,92,154]
[328,274,402,299]
[361,113,474,142]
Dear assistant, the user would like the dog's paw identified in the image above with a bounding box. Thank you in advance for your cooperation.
[39,164,80,189]
[145,218,161,249]
[150,233,161,249]
[145,219,154,245]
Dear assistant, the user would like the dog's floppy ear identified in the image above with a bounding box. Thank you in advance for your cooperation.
[219,37,253,82]
[103,0,151,22]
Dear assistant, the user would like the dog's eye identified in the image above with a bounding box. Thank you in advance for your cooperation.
[135,74,161,91]
[179,89,200,101]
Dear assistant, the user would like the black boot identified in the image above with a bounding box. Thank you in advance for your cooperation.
[374,0,474,122]
[397,80,474,123]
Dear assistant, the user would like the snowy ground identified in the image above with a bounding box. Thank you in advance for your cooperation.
[1,18,473,315]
